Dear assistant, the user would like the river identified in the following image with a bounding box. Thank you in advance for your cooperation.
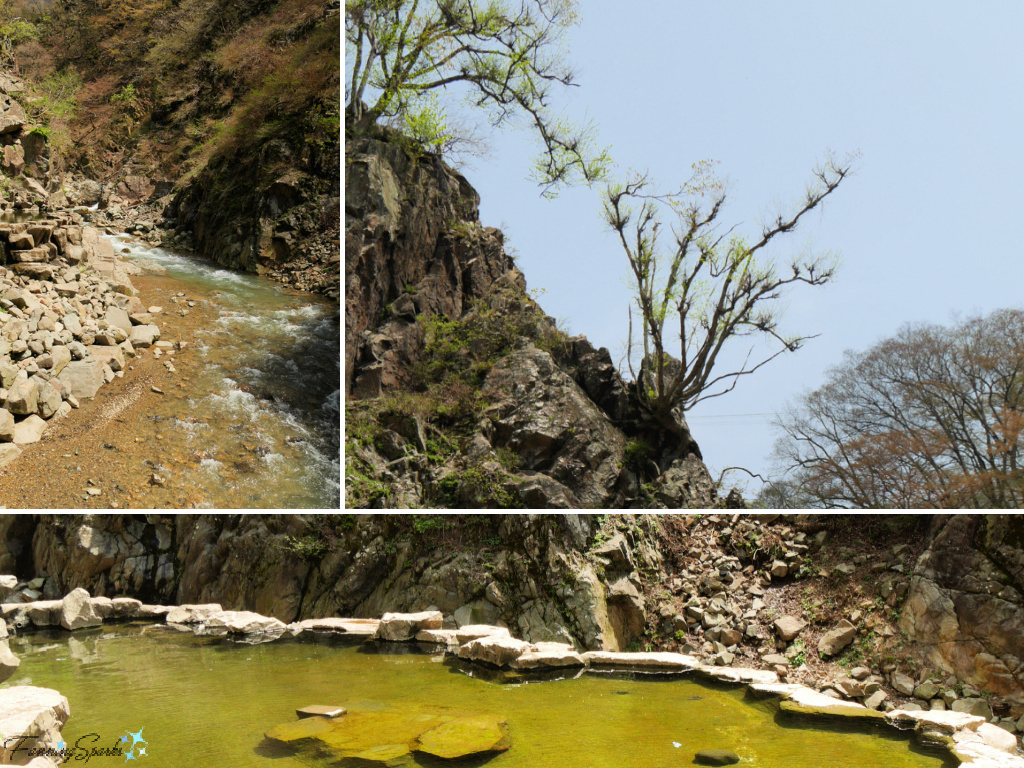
[105,234,341,509]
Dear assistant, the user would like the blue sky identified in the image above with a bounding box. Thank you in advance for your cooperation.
[445,1,1024,494]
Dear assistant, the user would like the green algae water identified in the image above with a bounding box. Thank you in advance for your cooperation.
[8,627,955,768]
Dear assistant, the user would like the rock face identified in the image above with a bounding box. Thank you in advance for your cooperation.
[899,516,1024,702]
[344,129,716,509]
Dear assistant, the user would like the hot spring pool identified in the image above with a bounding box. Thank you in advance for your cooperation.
[7,625,956,767]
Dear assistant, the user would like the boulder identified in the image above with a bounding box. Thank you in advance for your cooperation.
[13,415,47,445]
[293,617,380,635]
[457,635,533,667]
[89,345,125,372]
[103,306,133,335]
[60,587,102,630]
[773,615,807,642]
[818,619,857,657]
[57,359,105,399]
[1,144,24,176]
[374,611,443,641]
[864,690,888,710]
[33,378,62,420]
[892,672,917,696]
[110,597,144,619]
[975,722,1018,753]
[165,603,223,624]
[0,686,70,764]
[128,324,160,348]
[46,346,72,376]
[0,94,26,134]
[6,375,38,416]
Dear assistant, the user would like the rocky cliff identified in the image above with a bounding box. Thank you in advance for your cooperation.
[901,515,1024,699]
[345,124,715,509]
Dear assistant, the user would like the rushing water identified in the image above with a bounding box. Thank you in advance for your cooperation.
[8,627,955,768]
[108,234,340,508]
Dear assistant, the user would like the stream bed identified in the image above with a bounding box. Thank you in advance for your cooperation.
[9,626,956,768]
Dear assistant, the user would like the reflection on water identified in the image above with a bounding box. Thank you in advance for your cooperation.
[109,234,340,508]
[9,627,955,768]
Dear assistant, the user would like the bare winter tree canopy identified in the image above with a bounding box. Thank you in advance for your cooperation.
[345,0,610,195]
[602,153,855,435]
[769,308,1024,508]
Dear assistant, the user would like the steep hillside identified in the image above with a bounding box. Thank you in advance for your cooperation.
[345,124,717,509]
[2,0,339,294]
[3,513,1022,732]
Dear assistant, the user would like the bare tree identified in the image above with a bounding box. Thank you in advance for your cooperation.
[601,153,854,438]
[771,308,1024,508]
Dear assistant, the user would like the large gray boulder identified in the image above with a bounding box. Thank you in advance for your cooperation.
[60,587,102,630]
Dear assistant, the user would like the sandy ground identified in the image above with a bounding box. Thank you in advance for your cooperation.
[0,271,228,509]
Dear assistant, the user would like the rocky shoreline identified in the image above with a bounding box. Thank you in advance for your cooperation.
[0,590,1020,768]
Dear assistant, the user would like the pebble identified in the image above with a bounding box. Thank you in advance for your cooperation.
[149,306,162,313]
[151,386,164,394]
[86,488,101,496]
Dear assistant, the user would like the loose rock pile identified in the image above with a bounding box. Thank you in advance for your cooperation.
[0,222,161,468]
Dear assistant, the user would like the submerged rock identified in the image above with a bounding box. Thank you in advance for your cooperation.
[694,749,740,766]
[414,715,510,759]
[266,704,510,765]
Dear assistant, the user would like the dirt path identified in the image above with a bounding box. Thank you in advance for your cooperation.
[0,271,228,509]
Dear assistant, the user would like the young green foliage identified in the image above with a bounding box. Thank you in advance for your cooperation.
[345,0,610,195]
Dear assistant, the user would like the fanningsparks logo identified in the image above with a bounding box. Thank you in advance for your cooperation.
[119,727,148,760]
[3,726,149,762]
